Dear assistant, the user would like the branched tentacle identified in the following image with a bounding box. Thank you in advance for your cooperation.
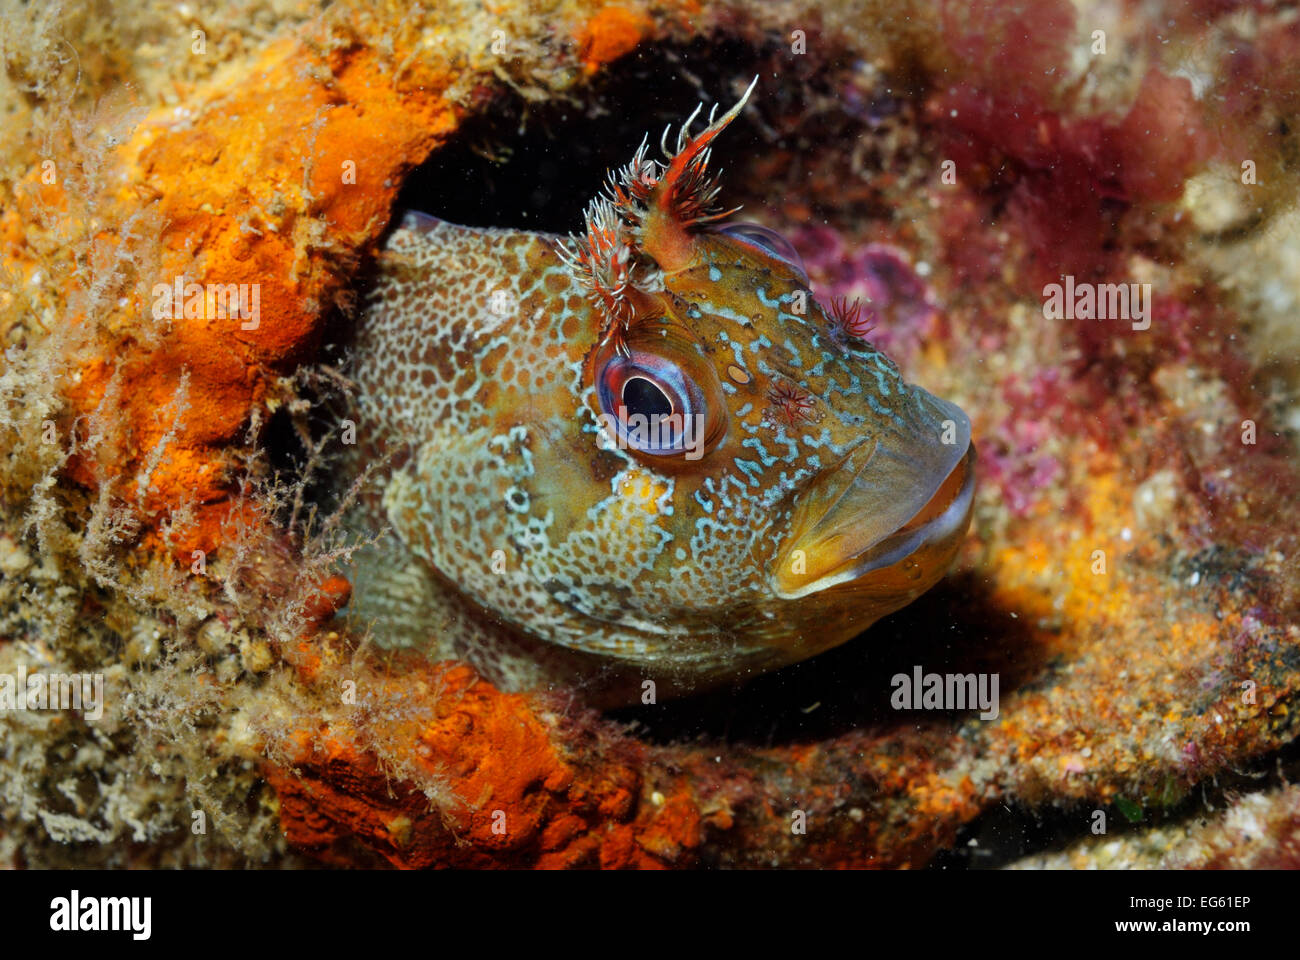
[557,77,758,348]
[554,197,637,352]
[829,296,876,341]
[766,379,818,426]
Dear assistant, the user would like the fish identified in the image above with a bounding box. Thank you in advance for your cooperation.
[342,78,975,706]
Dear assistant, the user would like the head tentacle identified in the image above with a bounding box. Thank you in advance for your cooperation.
[554,196,637,354]
[557,76,758,348]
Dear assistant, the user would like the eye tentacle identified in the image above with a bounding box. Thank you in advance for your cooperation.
[560,78,758,348]
[554,196,639,352]
[601,78,757,243]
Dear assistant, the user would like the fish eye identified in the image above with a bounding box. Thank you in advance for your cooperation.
[596,349,706,457]
[714,222,809,284]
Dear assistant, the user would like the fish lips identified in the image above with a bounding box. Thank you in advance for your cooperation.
[772,391,975,600]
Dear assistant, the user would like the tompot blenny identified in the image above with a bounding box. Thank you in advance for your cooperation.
[343,80,975,705]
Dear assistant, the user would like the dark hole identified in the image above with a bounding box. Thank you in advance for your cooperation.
[608,571,1047,746]
[392,40,797,235]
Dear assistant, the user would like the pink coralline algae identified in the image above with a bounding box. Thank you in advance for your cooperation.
[978,417,1062,517]
[981,369,1067,517]
[790,226,940,364]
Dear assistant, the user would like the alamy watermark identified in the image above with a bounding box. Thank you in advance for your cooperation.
[151,277,260,330]
[890,665,999,720]
[595,408,707,461]
[50,890,150,940]
[0,666,104,721]
[1042,275,1151,330]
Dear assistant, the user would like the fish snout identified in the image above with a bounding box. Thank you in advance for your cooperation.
[772,391,974,600]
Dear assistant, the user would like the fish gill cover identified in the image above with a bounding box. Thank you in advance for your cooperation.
[0,0,1297,874]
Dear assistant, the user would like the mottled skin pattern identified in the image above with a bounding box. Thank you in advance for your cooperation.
[344,85,975,705]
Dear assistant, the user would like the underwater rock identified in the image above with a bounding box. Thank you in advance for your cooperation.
[1,0,1298,870]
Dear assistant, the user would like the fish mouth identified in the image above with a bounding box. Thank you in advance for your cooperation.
[772,391,975,600]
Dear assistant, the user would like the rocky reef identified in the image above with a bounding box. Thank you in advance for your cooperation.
[1,0,1298,868]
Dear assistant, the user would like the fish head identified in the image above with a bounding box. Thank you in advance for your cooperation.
[353,80,974,699]
[551,79,976,673]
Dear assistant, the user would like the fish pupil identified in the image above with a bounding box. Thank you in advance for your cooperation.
[622,375,673,419]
